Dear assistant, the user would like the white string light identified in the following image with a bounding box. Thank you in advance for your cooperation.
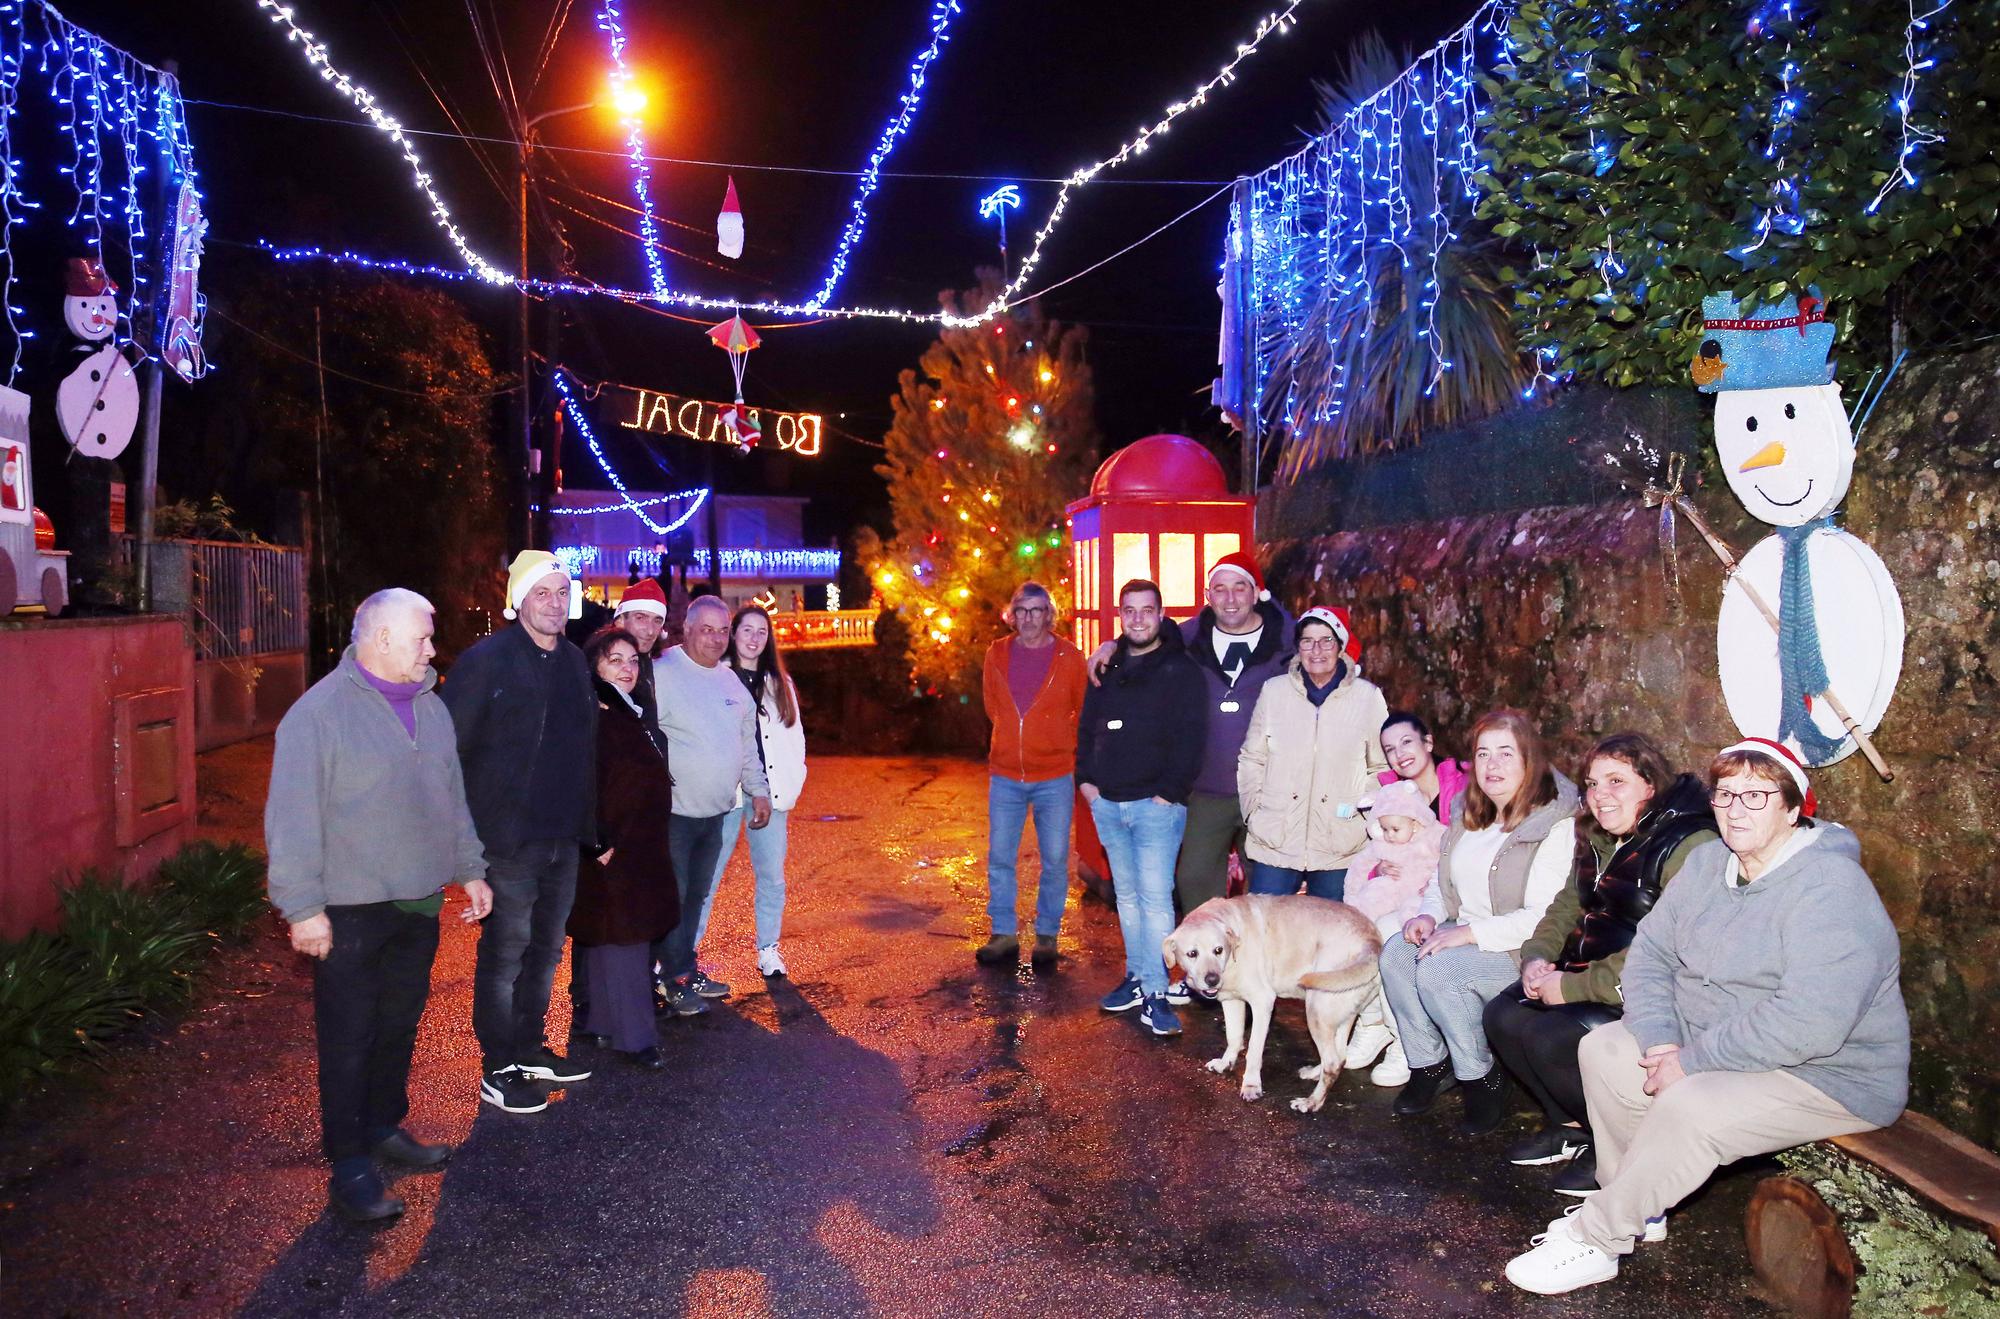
[551,366,708,534]
[594,0,668,296]
[252,0,511,285]
[252,0,1318,327]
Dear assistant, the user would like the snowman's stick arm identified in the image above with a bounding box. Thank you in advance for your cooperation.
[1670,496,1895,783]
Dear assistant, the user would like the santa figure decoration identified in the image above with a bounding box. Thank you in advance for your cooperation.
[716,176,744,260]
[55,257,142,460]
[1696,289,1903,769]
[162,182,209,383]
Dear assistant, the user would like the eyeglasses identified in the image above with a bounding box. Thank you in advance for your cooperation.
[1013,605,1051,617]
[1298,638,1341,652]
[1710,788,1780,810]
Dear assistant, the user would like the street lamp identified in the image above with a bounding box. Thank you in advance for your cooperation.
[514,86,652,551]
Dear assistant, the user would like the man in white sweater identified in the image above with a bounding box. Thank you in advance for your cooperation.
[652,594,771,1014]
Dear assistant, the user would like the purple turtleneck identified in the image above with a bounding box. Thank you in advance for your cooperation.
[360,665,423,739]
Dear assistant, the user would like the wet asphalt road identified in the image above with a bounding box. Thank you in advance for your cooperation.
[0,752,1778,1317]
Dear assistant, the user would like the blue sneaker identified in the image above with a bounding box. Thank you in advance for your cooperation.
[1139,995,1182,1037]
[1098,975,1144,1013]
[1164,979,1191,1006]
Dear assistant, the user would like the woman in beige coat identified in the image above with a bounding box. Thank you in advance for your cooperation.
[1236,608,1389,900]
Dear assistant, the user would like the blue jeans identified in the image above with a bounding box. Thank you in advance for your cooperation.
[1089,795,1186,998]
[986,774,1074,938]
[1245,860,1348,901]
[653,813,726,983]
[696,804,792,948]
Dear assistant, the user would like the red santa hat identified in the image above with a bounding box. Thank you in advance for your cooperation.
[1207,550,1269,601]
[1296,605,1361,662]
[614,577,669,620]
[1717,737,1818,817]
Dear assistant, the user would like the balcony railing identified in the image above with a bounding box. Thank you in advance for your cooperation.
[771,609,878,650]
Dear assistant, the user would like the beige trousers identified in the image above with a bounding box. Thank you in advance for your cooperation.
[1575,1020,1876,1255]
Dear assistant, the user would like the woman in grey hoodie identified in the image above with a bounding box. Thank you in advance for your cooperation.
[1504,738,1909,1297]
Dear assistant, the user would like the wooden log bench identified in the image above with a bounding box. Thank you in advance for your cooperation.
[1745,1111,2000,1317]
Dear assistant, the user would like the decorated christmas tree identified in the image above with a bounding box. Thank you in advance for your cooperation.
[859,276,1099,698]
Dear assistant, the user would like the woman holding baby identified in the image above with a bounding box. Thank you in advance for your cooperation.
[1483,732,1715,1190]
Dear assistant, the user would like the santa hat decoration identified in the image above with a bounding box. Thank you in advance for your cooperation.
[717,176,744,260]
[1207,550,1270,602]
[1717,736,1818,817]
[1297,605,1361,663]
[614,577,669,620]
[64,257,117,298]
[503,549,581,622]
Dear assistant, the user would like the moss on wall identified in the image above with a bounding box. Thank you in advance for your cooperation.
[1262,344,2000,1149]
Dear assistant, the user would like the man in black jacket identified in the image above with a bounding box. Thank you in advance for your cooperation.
[441,552,598,1115]
[1077,579,1207,1038]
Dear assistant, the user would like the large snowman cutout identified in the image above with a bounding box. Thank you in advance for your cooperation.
[55,257,141,461]
[1696,290,1902,767]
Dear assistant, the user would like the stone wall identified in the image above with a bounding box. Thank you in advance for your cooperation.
[1261,343,2000,1149]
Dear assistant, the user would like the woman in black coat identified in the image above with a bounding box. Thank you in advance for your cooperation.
[569,626,680,1069]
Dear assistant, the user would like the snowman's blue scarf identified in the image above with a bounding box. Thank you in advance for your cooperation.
[1776,517,1847,762]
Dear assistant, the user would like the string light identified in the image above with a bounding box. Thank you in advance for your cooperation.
[556,486,707,514]
[808,0,962,310]
[252,0,1318,327]
[252,0,511,284]
[594,0,669,295]
[1866,0,1953,215]
[550,367,708,534]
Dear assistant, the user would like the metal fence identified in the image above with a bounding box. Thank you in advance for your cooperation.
[149,539,307,661]
[1892,224,2000,358]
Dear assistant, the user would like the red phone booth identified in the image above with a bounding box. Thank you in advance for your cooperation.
[1064,434,1254,891]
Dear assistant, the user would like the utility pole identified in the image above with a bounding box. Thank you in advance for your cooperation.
[515,130,535,555]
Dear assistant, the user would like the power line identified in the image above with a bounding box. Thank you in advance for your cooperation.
[181,95,1239,187]
[210,305,524,398]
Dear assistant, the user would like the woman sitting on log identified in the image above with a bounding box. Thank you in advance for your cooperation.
[1503,737,1909,1297]
[1484,732,1716,1190]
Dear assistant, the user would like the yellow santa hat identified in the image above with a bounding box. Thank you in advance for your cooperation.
[503,550,582,621]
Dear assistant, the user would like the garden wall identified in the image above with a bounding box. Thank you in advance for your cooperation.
[1261,343,2000,1149]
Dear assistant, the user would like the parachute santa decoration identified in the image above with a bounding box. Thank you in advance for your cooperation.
[1695,289,1902,775]
[706,313,762,452]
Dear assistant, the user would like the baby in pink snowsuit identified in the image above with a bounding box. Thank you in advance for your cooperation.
[1343,779,1444,940]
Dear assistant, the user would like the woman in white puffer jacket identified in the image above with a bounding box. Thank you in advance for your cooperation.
[698,605,809,978]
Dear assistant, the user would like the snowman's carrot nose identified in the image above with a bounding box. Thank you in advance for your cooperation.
[1739,440,1787,471]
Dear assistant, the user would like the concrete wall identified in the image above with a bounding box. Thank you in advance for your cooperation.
[1260,343,2000,1148]
[193,651,306,753]
[0,615,197,937]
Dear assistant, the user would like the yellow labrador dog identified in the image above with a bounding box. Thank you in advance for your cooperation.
[1164,894,1383,1113]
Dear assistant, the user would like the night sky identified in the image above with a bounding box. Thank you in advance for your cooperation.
[60,0,1477,540]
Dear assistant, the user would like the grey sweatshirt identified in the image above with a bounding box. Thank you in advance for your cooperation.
[1619,823,1909,1128]
[653,645,770,817]
[265,648,488,923]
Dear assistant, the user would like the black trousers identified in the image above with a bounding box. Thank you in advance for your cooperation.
[314,902,442,1164]
[1483,981,1622,1130]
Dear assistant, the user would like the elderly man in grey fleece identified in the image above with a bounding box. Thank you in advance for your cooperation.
[265,589,493,1225]
[1504,738,1909,1297]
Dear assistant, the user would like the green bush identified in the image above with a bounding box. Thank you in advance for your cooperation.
[0,843,270,1106]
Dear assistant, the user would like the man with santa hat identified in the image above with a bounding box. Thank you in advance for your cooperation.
[441,551,599,1116]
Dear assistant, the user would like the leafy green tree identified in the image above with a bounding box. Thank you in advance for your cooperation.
[1478,0,2000,386]
[858,276,1099,697]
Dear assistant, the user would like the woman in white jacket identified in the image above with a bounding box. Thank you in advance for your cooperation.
[699,605,808,978]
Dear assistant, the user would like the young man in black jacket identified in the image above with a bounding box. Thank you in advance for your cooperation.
[441,552,598,1114]
[1077,579,1207,1037]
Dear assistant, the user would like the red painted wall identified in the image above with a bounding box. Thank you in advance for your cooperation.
[0,615,196,938]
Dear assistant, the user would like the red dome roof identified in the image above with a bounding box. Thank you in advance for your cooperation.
[1088,434,1229,499]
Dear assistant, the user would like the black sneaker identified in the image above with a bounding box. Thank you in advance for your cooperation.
[479,1065,550,1114]
[517,1046,591,1084]
[1508,1127,1590,1167]
[1392,1061,1457,1116]
[1553,1150,1601,1197]
[688,970,732,1000]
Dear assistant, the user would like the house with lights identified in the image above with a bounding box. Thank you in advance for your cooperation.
[550,490,842,616]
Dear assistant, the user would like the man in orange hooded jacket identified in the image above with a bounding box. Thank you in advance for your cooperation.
[976,581,1088,969]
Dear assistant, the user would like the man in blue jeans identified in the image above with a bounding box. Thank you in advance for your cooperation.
[1077,579,1207,1037]
[976,581,1088,970]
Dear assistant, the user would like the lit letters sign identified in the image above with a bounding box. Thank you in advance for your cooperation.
[608,386,823,457]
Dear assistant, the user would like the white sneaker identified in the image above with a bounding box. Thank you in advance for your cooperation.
[1642,1214,1667,1243]
[757,944,788,978]
[1343,1019,1395,1070]
[1369,1039,1411,1087]
[1504,1215,1619,1295]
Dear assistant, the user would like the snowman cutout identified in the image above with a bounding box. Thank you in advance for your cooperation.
[1696,290,1903,767]
[55,257,141,461]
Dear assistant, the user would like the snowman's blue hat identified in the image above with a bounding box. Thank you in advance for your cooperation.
[1693,289,1835,393]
